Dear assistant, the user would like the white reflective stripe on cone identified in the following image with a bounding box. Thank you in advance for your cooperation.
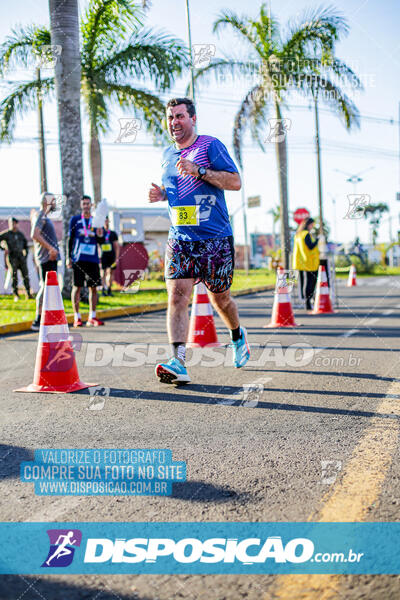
[43,284,64,311]
[39,324,70,344]
[319,288,329,295]
[193,303,213,316]
[195,282,208,295]
[277,294,290,303]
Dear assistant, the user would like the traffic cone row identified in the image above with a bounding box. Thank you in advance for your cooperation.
[187,282,221,347]
[347,264,357,287]
[15,271,96,393]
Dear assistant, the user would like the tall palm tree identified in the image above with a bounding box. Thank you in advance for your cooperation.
[193,5,349,268]
[49,0,83,295]
[1,0,188,204]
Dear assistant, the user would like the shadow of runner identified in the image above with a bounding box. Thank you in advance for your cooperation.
[76,388,400,420]
[0,575,150,600]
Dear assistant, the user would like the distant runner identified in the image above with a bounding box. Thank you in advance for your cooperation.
[31,193,60,331]
[148,97,250,384]
[0,217,32,301]
[100,216,119,296]
[67,195,105,327]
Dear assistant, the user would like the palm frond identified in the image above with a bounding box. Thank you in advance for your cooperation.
[213,10,265,58]
[97,28,189,90]
[101,83,167,141]
[283,5,348,59]
[190,58,259,93]
[233,84,270,168]
[0,25,51,75]
[81,0,144,68]
[295,73,360,129]
[0,77,54,141]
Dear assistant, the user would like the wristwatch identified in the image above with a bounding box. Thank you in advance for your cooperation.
[197,166,207,179]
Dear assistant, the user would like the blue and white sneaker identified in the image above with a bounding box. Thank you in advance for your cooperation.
[231,326,250,368]
[155,357,191,385]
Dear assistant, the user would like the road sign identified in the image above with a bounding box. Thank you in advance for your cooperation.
[247,195,261,208]
[293,207,310,225]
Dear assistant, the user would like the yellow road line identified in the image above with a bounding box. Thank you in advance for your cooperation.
[270,381,400,600]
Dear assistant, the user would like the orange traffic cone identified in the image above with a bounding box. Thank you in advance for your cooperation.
[15,271,96,393]
[312,266,334,314]
[347,264,357,287]
[187,282,221,347]
[265,268,298,328]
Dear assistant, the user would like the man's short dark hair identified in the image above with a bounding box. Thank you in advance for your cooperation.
[82,195,92,202]
[166,97,196,118]
[11,217,18,224]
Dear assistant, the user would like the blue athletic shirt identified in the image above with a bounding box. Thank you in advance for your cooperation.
[68,215,102,263]
[161,135,238,241]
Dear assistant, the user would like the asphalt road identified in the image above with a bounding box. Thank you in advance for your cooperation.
[1,276,400,599]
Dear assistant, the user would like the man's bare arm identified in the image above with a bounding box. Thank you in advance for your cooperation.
[175,158,241,191]
[201,169,241,191]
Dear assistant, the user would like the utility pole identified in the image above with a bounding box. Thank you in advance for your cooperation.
[36,67,48,193]
[185,0,196,102]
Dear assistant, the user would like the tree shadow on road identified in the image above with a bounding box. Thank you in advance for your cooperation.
[262,369,400,383]
[0,444,33,481]
[171,480,250,503]
[0,575,149,600]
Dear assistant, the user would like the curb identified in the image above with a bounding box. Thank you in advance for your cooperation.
[0,285,274,337]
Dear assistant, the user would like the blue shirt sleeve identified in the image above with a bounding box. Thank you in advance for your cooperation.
[207,139,239,173]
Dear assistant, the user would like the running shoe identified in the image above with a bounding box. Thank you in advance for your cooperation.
[231,326,250,368]
[73,318,83,328]
[31,317,41,331]
[155,357,191,384]
[86,318,105,327]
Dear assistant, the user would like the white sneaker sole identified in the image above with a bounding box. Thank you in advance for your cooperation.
[155,364,191,385]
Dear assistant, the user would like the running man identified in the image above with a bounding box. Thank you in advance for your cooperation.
[100,216,119,296]
[46,531,77,566]
[67,195,105,327]
[148,97,250,384]
[31,193,60,331]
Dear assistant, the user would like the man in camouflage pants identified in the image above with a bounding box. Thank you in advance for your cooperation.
[0,217,32,300]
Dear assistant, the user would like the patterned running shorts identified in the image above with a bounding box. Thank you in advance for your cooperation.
[165,236,235,293]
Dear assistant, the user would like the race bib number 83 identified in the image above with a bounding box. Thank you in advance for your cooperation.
[171,205,199,226]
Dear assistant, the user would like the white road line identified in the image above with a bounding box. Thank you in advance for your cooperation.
[383,308,394,315]
[342,329,359,338]
[364,317,380,326]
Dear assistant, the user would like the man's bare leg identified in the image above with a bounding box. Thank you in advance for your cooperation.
[166,278,194,343]
[72,286,81,314]
[208,289,239,330]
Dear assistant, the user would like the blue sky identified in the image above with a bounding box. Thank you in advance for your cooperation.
[0,0,399,244]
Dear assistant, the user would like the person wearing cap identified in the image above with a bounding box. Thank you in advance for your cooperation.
[100,216,119,296]
[30,193,60,331]
[292,217,319,310]
[0,217,32,300]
